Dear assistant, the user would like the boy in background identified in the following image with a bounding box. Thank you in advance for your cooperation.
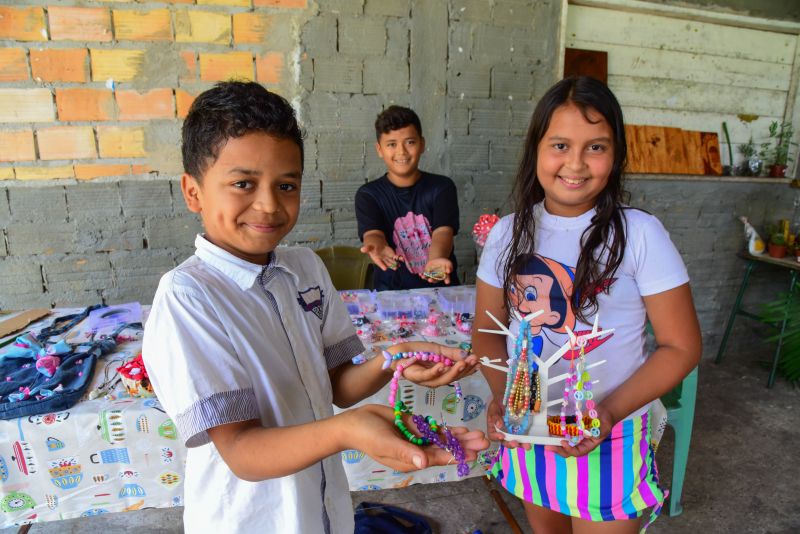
[142,82,486,533]
[356,106,461,291]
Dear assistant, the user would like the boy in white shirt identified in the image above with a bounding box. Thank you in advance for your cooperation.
[142,82,487,533]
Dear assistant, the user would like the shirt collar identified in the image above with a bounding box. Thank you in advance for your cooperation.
[194,235,301,290]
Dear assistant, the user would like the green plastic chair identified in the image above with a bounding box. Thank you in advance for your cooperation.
[660,367,698,517]
[314,246,372,291]
[647,322,697,517]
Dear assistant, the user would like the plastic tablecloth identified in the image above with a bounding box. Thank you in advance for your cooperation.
[0,289,494,526]
[0,309,186,528]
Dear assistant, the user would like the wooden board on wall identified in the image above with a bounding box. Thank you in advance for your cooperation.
[564,48,608,84]
[625,124,722,175]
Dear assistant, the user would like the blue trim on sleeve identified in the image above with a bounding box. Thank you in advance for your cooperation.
[176,388,261,448]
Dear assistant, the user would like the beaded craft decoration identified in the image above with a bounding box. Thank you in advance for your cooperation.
[479,310,612,445]
[559,342,601,445]
[454,313,473,334]
[471,214,500,248]
[384,350,469,476]
[421,269,447,281]
[421,312,443,337]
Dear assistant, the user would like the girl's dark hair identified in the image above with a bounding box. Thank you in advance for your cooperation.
[182,81,304,179]
[502,76,628,323]
[374,105,422,140]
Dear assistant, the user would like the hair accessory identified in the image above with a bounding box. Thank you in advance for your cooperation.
[385,350,470,477]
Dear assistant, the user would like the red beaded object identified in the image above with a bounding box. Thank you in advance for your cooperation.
[116,353,154,398]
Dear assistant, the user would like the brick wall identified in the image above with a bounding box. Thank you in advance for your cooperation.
[0,2,307,181]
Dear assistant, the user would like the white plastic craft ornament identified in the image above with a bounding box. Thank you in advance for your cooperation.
[479,311,613,445]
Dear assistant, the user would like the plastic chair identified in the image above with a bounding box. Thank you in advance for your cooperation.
[647,322,697,516]
[660,367,698,517]
[314,246,372,291]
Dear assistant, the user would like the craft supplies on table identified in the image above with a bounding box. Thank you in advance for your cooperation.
[336,287,495,490]
[0,307,186,529]
[375,291,431,320]
[438,286,476,316]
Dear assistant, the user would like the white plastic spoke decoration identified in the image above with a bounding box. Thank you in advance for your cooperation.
[478,311,612,445]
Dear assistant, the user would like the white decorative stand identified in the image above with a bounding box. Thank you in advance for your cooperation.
[479,310,613,445]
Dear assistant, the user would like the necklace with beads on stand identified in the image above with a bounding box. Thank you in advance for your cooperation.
[560,341,601,445]
[502,320,540,434]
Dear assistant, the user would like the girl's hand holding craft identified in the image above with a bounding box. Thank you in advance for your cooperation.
[350,404,489,472]
[385,341,478,388]
[486,398,531,451]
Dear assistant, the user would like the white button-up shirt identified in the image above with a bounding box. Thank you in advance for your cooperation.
[143,235,363,533]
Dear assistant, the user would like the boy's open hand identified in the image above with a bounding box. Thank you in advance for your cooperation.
[361,243,403,271]
[486,398,531,451]
[420,257,453,284]
[387,341,478,388]
[350,404,489,472]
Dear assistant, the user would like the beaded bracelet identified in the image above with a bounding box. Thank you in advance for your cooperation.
[413,413,469,477]
[393,399,438,446]
[560,343,601,445]
[386,350,470,477]
[383,350,462,400]
[547,415,593,437]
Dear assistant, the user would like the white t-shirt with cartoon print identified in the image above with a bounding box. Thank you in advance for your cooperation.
[477,202,689,418]
[143,235,364,534]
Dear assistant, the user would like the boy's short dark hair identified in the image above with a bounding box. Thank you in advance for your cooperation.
[374,105,422,141]
[182,81,304,179]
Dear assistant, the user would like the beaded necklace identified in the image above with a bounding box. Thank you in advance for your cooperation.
[384,350,470,477]
[559,342,601,444]
[502,320,539,434]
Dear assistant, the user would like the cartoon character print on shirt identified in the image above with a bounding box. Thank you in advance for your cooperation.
[297,286,324,320]
[393,212,432,274]
[509,254,615,363]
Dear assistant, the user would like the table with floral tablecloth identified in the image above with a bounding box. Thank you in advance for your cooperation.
[0,308,186,528]
[0,288,495,527]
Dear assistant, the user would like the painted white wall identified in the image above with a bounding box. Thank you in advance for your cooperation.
[566,3,800,171]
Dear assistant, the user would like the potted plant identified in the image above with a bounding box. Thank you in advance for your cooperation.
[762,121,796,177]
[760,281,800,383]
[768,232,787,258]
[738,138,761,176]
[721,121,734,175]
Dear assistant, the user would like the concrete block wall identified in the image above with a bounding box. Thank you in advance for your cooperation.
[296,0,562,278]
[626,179,800,354]
[0,179,198,308]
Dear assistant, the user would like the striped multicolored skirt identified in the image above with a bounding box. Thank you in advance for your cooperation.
[489,413,666,529]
